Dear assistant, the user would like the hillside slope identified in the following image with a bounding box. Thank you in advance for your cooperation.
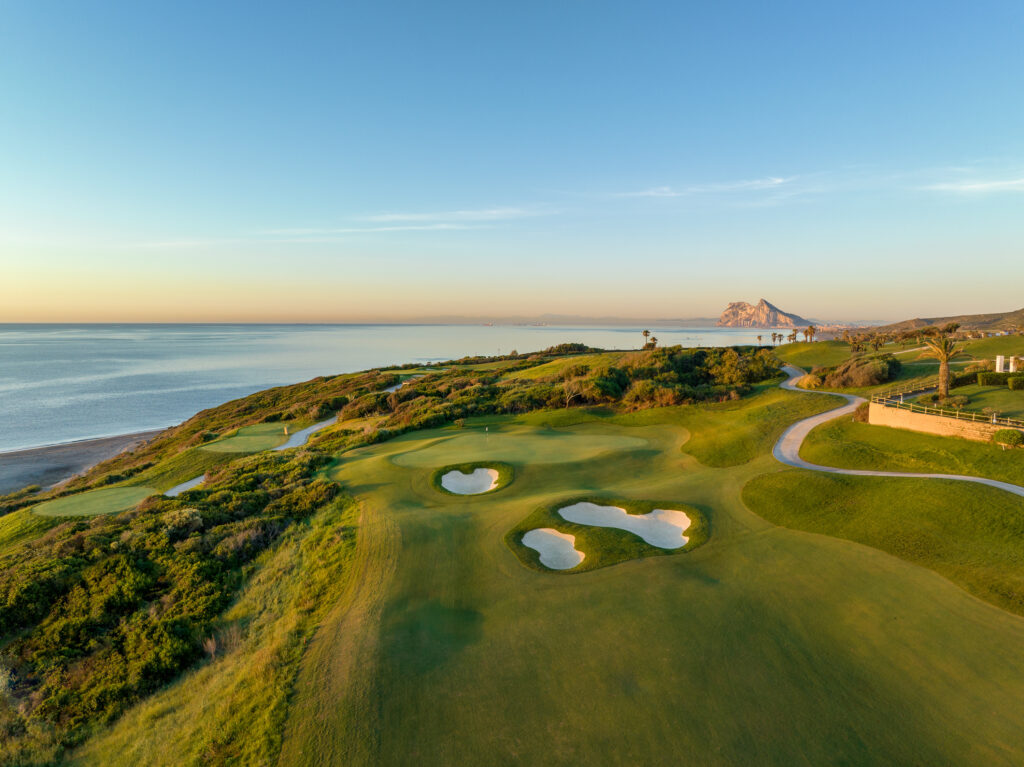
[877,306,1024,333]
[717,298,810,328]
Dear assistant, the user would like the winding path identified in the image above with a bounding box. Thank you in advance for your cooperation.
[773,365,1024,498]
[164,416,339,497]
[273,416,338,451]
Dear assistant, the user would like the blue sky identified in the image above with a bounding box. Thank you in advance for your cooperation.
[2,0,1023,322]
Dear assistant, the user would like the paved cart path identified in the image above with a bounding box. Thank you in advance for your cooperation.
[773,366,1024,498]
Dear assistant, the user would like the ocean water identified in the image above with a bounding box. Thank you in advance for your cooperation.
[0,324,764,452]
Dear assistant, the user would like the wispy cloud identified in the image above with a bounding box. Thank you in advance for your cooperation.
[922,176,1024,193]
[617,186,683,198]
[260,223,471,237]
[617,176,795,198]
[360,206,543,223]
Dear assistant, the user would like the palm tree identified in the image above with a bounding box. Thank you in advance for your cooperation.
[757,334,763,346]
[921,335,965,398]
[650,336,658,348]
[806,325,817,342]
[642,329,650,348]
[787,330,798,343]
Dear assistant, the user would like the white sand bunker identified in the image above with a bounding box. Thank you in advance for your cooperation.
[522,529,585,570]
[558,501,692,549]
[440,467,499,494]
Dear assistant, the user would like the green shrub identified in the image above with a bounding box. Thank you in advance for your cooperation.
[993,429,1024,449]
[823,355,901,388]
[978,372,1012,386]
[950,371,978,389]
[1009,377,1024,391]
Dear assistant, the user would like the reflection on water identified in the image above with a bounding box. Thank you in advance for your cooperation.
[0,323,763,452]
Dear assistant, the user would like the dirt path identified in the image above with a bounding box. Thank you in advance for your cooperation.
[773,365,1024,497]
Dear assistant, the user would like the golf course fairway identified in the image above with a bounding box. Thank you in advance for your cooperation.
[31,485,157,517]
[267,397,1024,766]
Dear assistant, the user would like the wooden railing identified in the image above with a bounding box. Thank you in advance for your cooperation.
[872,376,939,401]
[870,395,1024,430]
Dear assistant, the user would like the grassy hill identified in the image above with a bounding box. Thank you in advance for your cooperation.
[3,342,1024,765]
[876,306,1024,333]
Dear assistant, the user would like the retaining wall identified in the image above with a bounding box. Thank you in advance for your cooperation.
[868,402,1009,442]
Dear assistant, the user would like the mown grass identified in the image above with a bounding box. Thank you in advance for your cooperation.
[743,469,1024,616]
[66,496,361,767]
[774,340,851,369]
[30,485,157,517]
[801,417,1024,486]
[672,384,844,466]
[937,384,1024,419]
[56,372,1024,766]
[505,494,707,572]
[514,379,843,467]
[430,461,514,495]
[265,395,1024,766]
[200,422,300,453]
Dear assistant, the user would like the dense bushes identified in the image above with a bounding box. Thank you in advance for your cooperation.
[951,371,980,389]
[0,452,335,757]
[348,346,782,425]
[978,372,1013,386]
[818,355,901,388]
[0,343,789,760]
[993,429,1024,449]
[1009,377,1024,391]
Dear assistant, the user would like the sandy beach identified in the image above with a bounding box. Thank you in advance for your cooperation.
[0,431,163,495]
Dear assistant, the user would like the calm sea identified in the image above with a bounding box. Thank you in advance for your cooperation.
[0,324,764,452]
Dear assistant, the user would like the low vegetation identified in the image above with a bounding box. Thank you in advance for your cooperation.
[6,337,1024,764]
[804,354,901,389]
[0,452,336,763]
[800,417,1024,487]
[743,469,1024,617]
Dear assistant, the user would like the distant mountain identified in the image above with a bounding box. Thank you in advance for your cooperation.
[717,299,811,328]
[876,307,1024,333]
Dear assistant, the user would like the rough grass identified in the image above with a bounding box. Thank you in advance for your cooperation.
[960,335,1024,360]
[505,494,707,572]
[801,417,1024,486]
[59,376,1024,766]
[774,340,851,369]
[200,422,300,453]
[30,486,157,517]
[264,400,1024,766]
[501,352,626,380]
[430,461,514,495]
[0,509,59,553]
[743,469,1024,616]
[132,448,235,492]
[66,496,360,767]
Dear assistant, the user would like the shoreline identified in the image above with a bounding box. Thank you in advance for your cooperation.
[0,430,165,496]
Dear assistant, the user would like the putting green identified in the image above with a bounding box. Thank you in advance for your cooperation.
[32,486,156,517]
[391,423,647,467]
[273,395,1024,766]
[200,422,295,453]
